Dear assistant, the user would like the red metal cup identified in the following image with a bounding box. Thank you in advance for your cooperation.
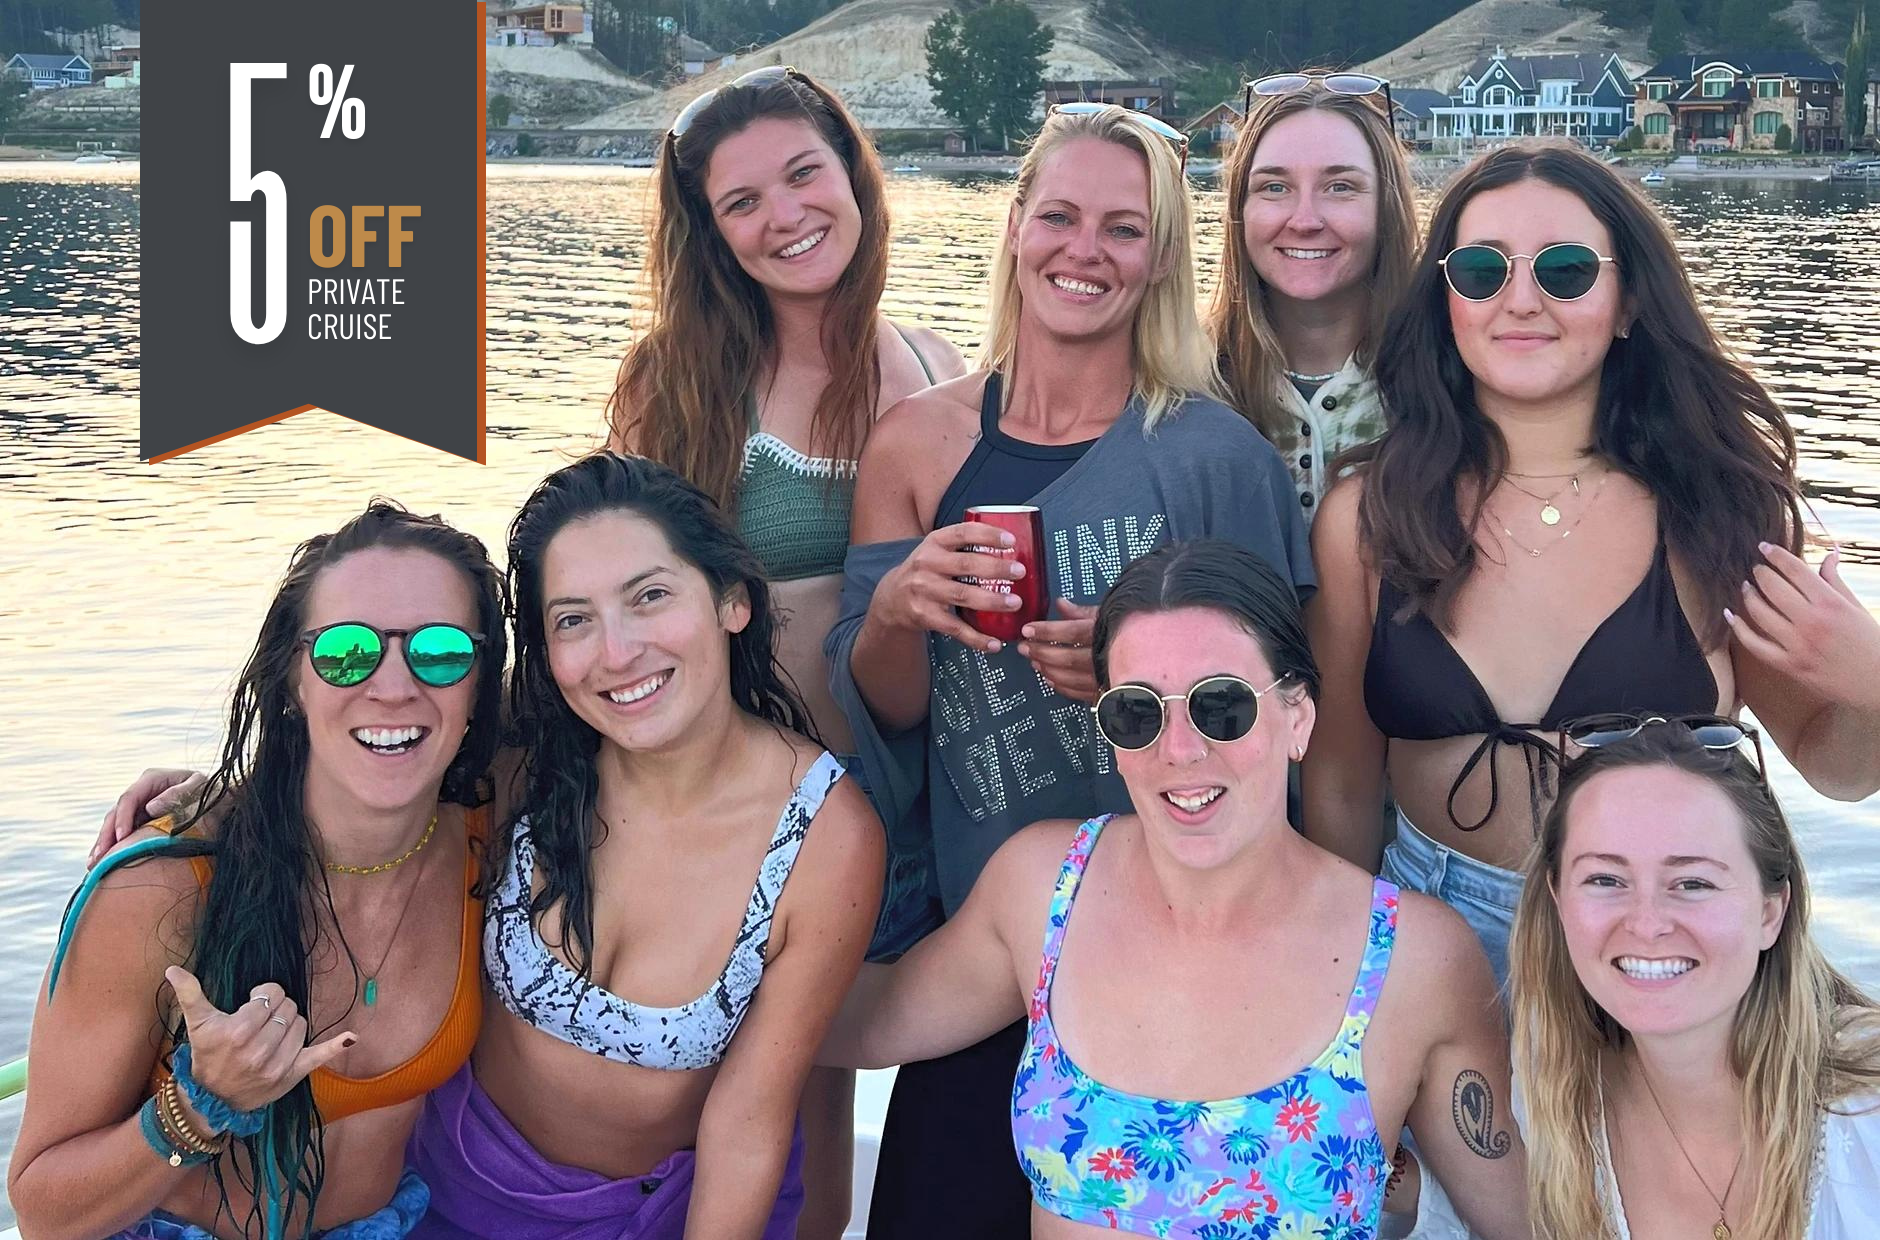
[962,505,1047,643]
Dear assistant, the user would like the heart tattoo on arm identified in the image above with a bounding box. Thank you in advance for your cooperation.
[1451,1069,1511,1159]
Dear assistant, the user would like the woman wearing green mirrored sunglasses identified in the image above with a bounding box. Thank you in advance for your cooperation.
[15,503,508,1240]
[1305,139,1880,1006]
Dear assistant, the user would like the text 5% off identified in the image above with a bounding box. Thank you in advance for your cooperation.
[229,62,419,345]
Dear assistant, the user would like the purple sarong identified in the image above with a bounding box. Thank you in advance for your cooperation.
[406,1063,804,1240]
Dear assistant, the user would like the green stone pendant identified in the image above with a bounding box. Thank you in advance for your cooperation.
[364,977,379,1007]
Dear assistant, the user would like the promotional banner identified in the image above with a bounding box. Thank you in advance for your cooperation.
[139,0,484,461]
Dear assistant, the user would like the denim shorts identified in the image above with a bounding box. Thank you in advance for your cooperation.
[1379,810,1524,997]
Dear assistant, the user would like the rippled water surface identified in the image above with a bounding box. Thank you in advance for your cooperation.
[1,165,1877,1222]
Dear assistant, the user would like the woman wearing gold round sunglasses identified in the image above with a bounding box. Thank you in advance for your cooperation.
[1305,139,1880,1000]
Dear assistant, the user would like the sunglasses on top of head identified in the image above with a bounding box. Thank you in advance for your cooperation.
[1092,674,1288,751]
[1243,72,1395,127]
[669,65,809,140]
[1557,713,1767,782]
[300,622,484,689]
[1439,243,1617,303]
[1050,101,1191,171]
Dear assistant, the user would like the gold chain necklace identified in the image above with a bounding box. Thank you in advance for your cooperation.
[325,813,437,876]
[1502,472,1579,526]
[1635,1062,1746,1240]
[1495,469,1608,557]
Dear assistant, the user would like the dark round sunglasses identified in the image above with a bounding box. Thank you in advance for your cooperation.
[1557,712,1766,780]
[1439,242,1616,303]
[300,622,484,689]
[1093,675,1286,751]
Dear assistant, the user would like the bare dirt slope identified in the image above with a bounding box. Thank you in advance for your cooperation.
[1360,0,1651,91]
[574,0,1199,131]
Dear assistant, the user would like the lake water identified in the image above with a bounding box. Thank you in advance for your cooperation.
[1,164,1877,1226]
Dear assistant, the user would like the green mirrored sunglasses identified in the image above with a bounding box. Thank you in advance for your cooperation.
[300,622,483,689]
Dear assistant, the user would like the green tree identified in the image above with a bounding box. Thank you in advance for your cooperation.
[1648,0,1686,60]
[1848,8,1870,142]
[924,1,1053,152]
[924,10,986,148]
[1775,121,1793,150]
[0,74,24,136]
[488,93,513,129]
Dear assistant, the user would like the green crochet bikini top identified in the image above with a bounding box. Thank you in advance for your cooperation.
[736,325,935,582]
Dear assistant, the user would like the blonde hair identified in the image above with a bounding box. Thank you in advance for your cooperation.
[1511,727,1880,1240]
[982,105,1219,429]
[1206,84,1416,442]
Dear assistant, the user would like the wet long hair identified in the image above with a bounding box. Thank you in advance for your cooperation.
[983,104,1221,430]
[610,68,890,512]
[1511,726,1880,1240]
[1349,140,1802,642]
[1093,539,1320,700]
[503,452,815,977]
[149,503,507,1235]
[1207,82,1417,446]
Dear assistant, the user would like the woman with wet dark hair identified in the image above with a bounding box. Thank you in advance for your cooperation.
[823,540,1529,1240]
[13,503,508,1240]
[405,453,882,1239]
[1306,139,1880,989]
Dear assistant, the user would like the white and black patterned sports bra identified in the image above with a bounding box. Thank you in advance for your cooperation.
[485,750,844,1071]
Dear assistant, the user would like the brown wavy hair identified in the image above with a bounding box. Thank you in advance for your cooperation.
[1512,725,1880,1239]
[1207,83,1417,442]
[1349,140,1802,643]
[608,69,890,512]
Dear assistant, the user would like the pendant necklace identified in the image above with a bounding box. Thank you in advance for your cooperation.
[1496,469,1608,557]
[1503,471,1580,526]
[1636,1062,1745,1240]
[340,836,432,1008]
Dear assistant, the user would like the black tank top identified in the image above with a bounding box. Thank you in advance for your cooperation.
[1363,533,1718,833]
[934,373,1097,527]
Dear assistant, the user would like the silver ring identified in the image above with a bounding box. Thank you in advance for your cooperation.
[270,1015,288,1027]
[256,995,271,1010]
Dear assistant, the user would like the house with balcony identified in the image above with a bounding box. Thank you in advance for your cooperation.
[1043,79,1173,121]
[491,4,586,46]
[5,52,93,89]
[1633,53,1844,152]
[1429,48,1635,148]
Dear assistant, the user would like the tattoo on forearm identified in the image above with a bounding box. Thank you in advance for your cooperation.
[1451,1069,1511,1159]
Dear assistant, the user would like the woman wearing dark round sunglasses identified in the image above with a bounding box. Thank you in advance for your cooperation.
[821,541,1529,1239]
[1306,139,1880,993]
[1209,71,1418,518]
[12,504,507,1240]
[610,66,964,1233]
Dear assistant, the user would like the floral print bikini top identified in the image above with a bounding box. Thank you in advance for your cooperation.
[1011,814,1400,1239]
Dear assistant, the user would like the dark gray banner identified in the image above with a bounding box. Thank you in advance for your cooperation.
[141,0,484,462]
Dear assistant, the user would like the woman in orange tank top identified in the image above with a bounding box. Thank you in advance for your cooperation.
[6,503,509,1240]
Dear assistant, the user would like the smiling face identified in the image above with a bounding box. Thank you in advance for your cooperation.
[1102,606,1312,868]
[294,547,478,815]
[1242,108,1381,309]
[1007,136,1160,344]
[1447,177,1626,413]
[1554,764,1787,1042]
[701,115,862,299]
[540,510,749,756]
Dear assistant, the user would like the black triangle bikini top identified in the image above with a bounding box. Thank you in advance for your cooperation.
[1363,535,1720,833]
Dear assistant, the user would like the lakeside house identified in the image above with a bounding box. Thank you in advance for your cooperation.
[5,52,93,89]
[1634,52,1845,152]
[1429,48,1635,149]
[678,33,735,77]
[1044,79,1173,121]
[1392,87,1449,148]
[1184,98,1244,149]
[490,3,587,47]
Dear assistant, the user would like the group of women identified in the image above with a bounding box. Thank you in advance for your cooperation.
[7,60,1880,1240]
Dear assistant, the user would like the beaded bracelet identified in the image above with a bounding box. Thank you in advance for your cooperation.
[139,1095,215,1168]
[170,1043,267,1138]
[159,1074,228,1157]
